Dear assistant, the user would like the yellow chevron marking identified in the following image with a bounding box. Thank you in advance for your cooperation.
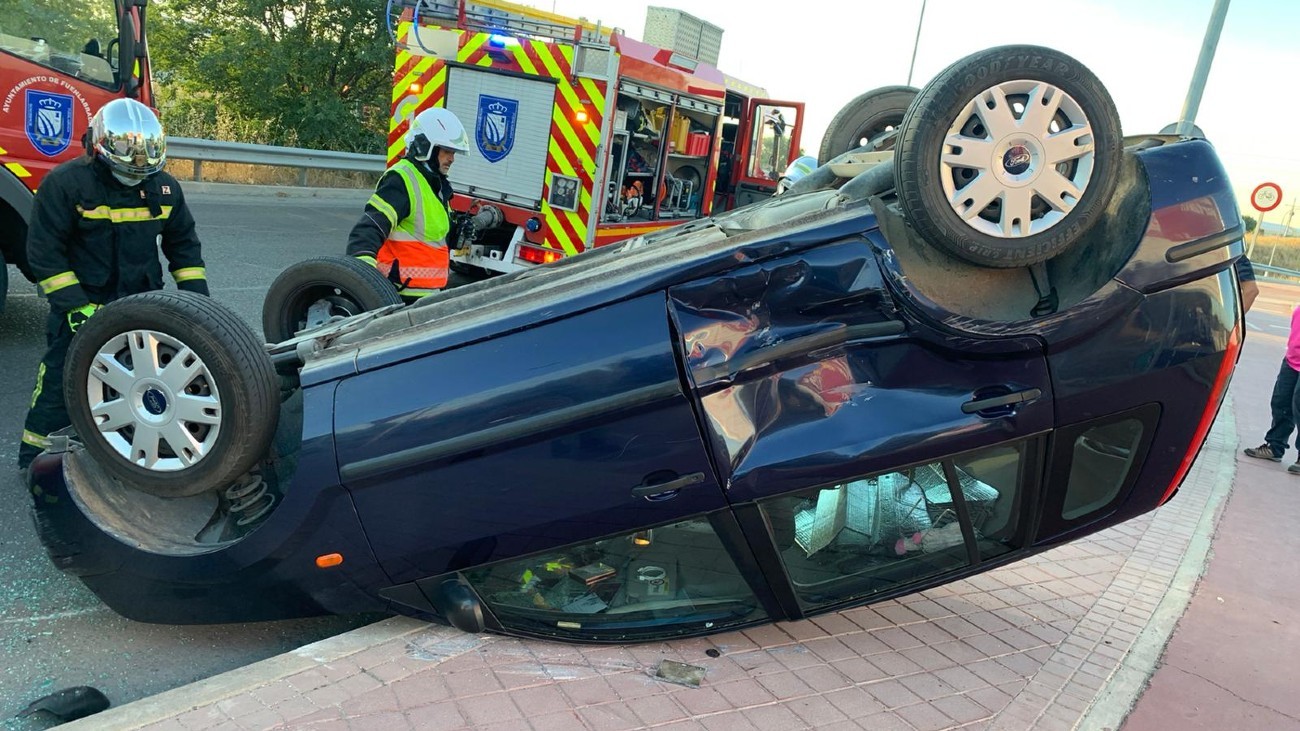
[6,162,31,178]
[550,108,594,173]
[459,32,488,62]
[393,56,436,103]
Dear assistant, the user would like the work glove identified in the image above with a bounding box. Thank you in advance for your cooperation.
[355,254,377,267]
[66,303,100,333]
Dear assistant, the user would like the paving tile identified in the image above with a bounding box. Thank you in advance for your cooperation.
[741,703,806,731]
[271,695,321,722]
[829,657,889,684]
[776,619,829,641]
[755,671,814,700]
[576,701,642,731]
[901,645,955,672]
[896,702,957,731]
[714,678,778,708]
[932,693,992,724]
[824,686,889,717]
[964,634,1017,658]
[905,599,954,620]
[837,631,892,657]
[875,603,927,626]
[529,711,588,731]
[840,607,893,631]
[866,650,924,678]
[560,677,617,707]
[874,627,925,651]
[604,671,664,701]
[627,695,690,726]
[476,718,533,731]
[444,667,503,697]
[898,672,958,702]
[673,687,732,716]
[933,640,990,665]
[698,711,760,731]
[796,663,853,693]
[392,673,452,709]
[861,679,924,710]
[856,712,919,731]
[770,645,823,671]
[966,659,1022,687]
[216,694,266,719]
[802,637,859,663]
[994,651,1042,677]
[402,701,466,731]
[965,686,1013,714]
[504,681,572,712]
[710,631,760,653]
[337,686,401,719]
[810,613,864,636]
[229,708,281,730]
[729,650,788,677]
[741,624,796,647]
[964,612,1016,635]
[787,695,850,727]
[458,693,524,726]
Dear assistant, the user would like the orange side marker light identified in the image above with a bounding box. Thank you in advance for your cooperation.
[316,553,344,568]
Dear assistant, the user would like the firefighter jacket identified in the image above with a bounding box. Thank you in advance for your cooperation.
[27,156,208,314]
[345,157,455,295]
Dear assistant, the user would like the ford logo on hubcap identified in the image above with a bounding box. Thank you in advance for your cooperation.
[142,388,168,416]
[1003,145,1033,175]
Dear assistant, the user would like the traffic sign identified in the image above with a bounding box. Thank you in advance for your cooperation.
[1252,182,1282,213]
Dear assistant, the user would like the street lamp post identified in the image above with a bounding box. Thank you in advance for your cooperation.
[1175,0,1231,135]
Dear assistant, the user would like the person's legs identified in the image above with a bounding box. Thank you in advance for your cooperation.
[18,311,74,469]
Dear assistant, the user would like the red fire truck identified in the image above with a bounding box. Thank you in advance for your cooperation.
[0,0,152,311]
[387,0,805,275]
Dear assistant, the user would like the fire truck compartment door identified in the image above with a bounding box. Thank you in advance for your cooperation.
[738,99,805,190]
[445,67,556,206]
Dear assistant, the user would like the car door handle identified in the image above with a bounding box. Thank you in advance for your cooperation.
[961,388,1043,415]
[631,471,706,499]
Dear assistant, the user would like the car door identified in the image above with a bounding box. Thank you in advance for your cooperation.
[334,294,783,639]
[667,236,1055,613]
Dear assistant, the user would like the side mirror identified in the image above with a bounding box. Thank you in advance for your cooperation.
[430,579,485,634]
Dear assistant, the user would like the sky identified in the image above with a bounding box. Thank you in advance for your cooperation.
[544,0,1300,231]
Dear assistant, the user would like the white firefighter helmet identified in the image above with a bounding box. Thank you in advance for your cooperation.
[407,107,469,160]
[87,98,166,182]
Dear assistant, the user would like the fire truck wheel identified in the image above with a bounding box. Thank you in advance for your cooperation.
[895,45,1121,268]
[818,86,918,163]
[63,291,279,498]
[261,256,403,343]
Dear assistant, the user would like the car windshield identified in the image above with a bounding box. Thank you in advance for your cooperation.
[0,0,120,89]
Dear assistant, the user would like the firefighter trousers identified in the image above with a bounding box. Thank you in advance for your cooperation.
[19,310,75,468]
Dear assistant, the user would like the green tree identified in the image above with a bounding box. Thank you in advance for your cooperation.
[149,0,392,152]
[1243,214,1257,233]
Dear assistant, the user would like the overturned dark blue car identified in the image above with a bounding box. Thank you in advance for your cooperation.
[29,46,1244,643]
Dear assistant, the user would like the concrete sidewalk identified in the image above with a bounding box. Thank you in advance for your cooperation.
[53,391,1243,730]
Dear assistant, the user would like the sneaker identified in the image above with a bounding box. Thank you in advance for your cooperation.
[1244,444,1284,461]
[1289,463,1300,475]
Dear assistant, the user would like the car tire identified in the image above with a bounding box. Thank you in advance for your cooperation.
[895,45,1122,268]
[64,291,279,498]
[0,258,8,316]
[261,255,403,343]
[818,86,919,163]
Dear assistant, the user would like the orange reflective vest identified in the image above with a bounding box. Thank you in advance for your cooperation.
[371,159,450,295]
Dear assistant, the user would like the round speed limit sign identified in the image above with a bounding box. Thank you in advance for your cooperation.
[1252,182,1282,213]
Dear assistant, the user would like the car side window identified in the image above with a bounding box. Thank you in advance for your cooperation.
[758,441,1030,611]
[462,514,768,641]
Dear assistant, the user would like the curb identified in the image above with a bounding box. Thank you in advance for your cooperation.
[57,617,427,730]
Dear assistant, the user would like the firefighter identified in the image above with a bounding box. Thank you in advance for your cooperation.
[347,107,469,301]
[18,98,209,469]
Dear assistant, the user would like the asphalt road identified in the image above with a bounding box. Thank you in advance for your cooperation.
[0,186,382,730]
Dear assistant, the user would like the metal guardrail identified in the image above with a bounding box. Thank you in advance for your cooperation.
[1250,262,1300,280]
[167,137,386,185]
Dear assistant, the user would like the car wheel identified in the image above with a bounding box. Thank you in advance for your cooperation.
[818,86,919,162]
[261,255,403,343]
[64,291,279,498]
[895,45,1122,268]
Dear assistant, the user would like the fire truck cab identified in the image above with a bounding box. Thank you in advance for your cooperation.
[0,0,152,312]
[388,0,804,276]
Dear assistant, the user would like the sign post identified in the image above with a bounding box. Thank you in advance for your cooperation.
[1250,181,1282,259]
